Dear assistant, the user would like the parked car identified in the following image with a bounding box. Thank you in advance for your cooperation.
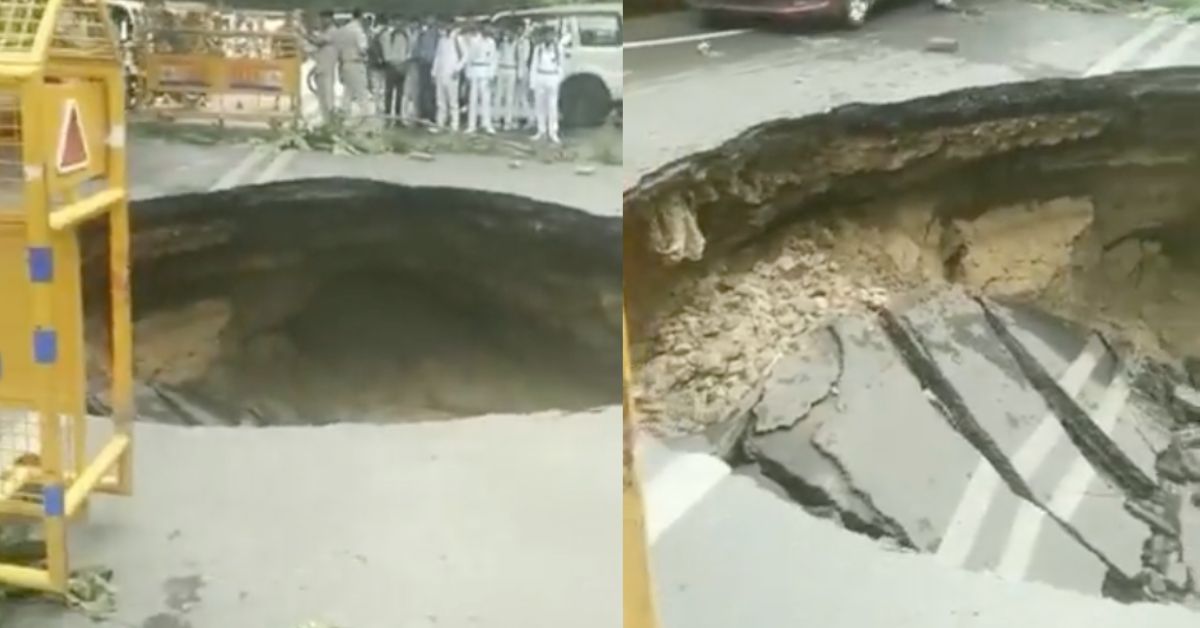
[688,0,877,29]
[490,2,623,128]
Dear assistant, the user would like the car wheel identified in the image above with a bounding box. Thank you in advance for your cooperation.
[844,0,871,28]
[560,76,611,129]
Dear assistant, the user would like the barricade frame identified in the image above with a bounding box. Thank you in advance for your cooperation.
[0,0,134,595]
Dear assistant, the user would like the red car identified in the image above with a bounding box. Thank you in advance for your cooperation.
[688,0,876,29]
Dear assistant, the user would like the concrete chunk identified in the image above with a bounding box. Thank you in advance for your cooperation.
[753,328,841,433]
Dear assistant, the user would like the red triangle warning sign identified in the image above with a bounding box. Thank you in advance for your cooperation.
[56,100,89,175]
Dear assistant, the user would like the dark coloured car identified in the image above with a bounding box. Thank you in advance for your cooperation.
[688,0,876,29]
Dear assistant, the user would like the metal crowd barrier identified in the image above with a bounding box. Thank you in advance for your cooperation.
[135,23,302,124]
[0,0,134,595]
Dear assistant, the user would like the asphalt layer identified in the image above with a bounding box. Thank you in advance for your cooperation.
[622,0,1200,184]
[627,1,1200,623]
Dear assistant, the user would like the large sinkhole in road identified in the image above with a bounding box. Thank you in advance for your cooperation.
[84,179,620,425]
[625,69,1200,606]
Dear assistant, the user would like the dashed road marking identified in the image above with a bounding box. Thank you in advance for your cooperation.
[935,335,1107,567]
[625,29,749,50]
[643,449,731,545]
[252,149,298,185]
[1139,23,1200,69]
[209,145,274,192]
[995,374,1131,580]
[1084,17,1176,76]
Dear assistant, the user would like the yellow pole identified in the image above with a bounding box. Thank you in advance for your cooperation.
[623,308,660,628]
[103,66,134,496]
[20,76,68,593]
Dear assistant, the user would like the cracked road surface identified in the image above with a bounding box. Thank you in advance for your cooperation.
[640,291,1196,623]
[625,1,1200,623]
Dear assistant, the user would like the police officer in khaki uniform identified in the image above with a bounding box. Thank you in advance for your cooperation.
[334,9,372,117]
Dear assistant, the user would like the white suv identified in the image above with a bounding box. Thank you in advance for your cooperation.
[491,3,623,128]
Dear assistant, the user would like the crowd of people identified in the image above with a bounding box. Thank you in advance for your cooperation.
[303,12,569,144]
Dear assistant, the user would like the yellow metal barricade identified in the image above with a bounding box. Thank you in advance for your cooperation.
[0,0,134,595]
[134,9,302,125]
[623,308,661,628]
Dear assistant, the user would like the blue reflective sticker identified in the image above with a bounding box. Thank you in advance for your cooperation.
[27,247,53,283]
[33,328,57,364]
[43,485,64,517]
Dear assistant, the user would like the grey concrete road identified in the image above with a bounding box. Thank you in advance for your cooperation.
[644,470,1200,628]
[127,138,621,217]
[623,0,1200,184]
[3,407,620,628]
[3,109,620,625]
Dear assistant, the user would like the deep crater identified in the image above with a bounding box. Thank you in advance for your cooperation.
[84,178,621,425]
[624,67,1200,431]
[623,67,1200,607]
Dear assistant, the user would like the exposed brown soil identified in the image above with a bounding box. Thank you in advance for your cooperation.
[623,68,1200,434]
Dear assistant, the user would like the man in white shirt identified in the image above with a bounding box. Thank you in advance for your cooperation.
[464,23,499,134]
[431,20,466,132]
[494,23,524,131]
[528,25,565,144]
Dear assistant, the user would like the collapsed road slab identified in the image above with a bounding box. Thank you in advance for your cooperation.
[898,291,1152,590]
[740,288,1190,600]
[748,314,987,551]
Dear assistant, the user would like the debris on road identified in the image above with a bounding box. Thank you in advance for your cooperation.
[925,37,960,53]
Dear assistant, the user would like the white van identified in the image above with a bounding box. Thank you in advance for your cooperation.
[491,2,622,127]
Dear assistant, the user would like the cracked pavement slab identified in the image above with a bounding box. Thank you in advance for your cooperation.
[729,289,1194,600]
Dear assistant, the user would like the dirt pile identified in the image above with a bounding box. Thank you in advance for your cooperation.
[624,68,1200,435]
[84,179,621,425]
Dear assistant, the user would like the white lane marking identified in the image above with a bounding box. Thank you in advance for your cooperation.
[1084,17,1176,76]
[625,29,749,50]
[643,449,731,544]
[935,335,1107,567]
[252,149,298,185]
[994,374,1131,580]
[209,145,274,191]
[1139,24,1200,69]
